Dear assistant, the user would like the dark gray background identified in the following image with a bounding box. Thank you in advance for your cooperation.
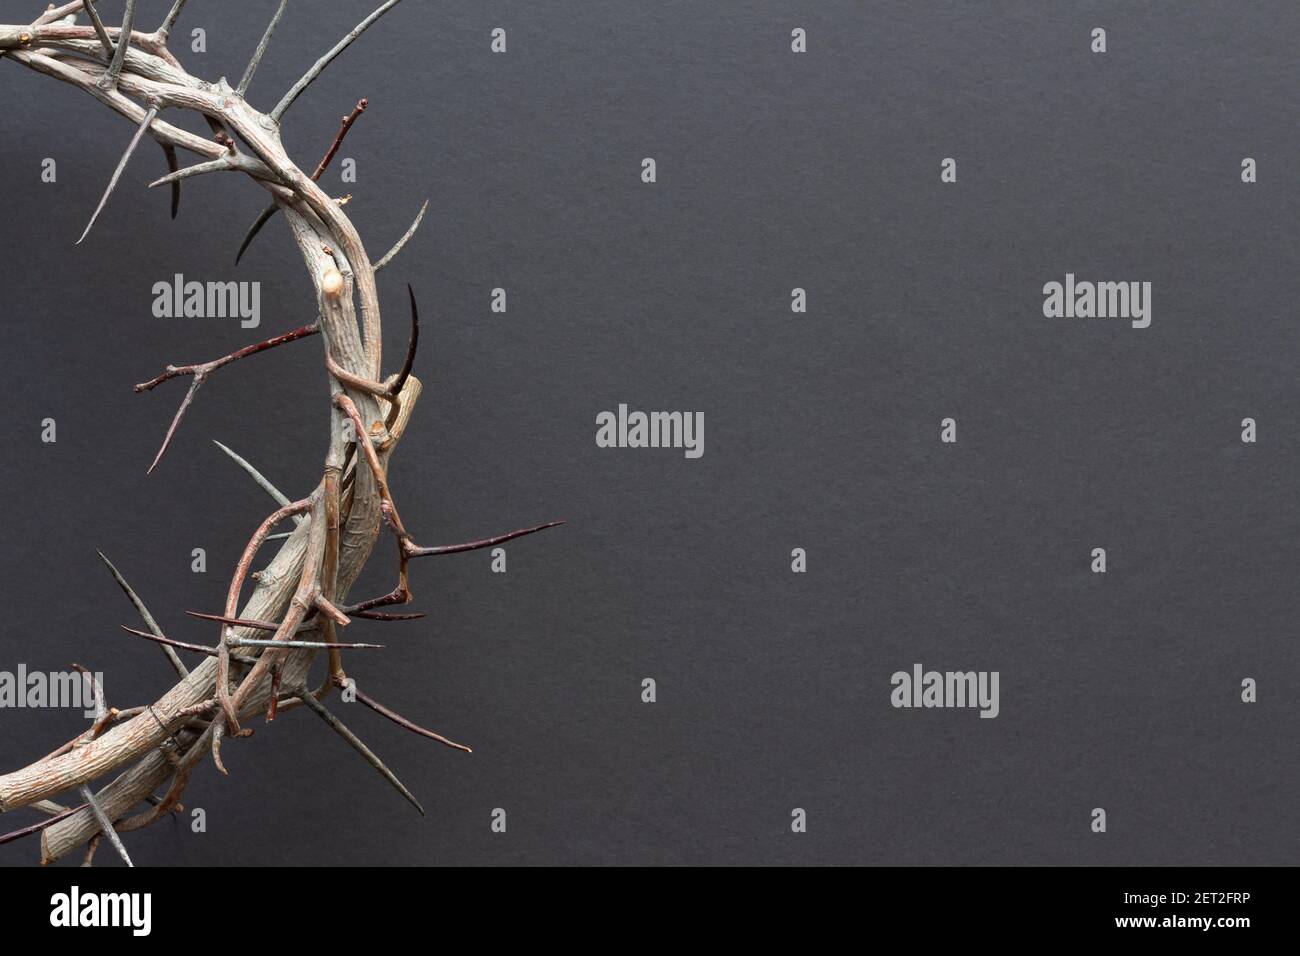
[1,0,1297,866]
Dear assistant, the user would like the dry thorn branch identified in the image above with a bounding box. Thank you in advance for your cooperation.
[0,0,563,867]
[134,322,320,473]
[237,97,369,264]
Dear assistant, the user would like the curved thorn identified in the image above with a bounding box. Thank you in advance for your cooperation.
[235,204,276,264]
[161,143,180,218]
[374,198,427,272]
[392,284,419,397]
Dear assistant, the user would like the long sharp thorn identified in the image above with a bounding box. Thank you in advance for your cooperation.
[272,0,407,121]
[351,610,425,621]
[211,439,295,510]
[97,551,187,678]
[78,786,132,867]
[147,375,202,474]
[410,520,565,557]
[297,690,424,815]
[349,685,471,753]
[393,284,419,396]
[120,625,217,657]
[78,103,157,245]
[228,638,384,650]
[186,610,279,632]
[161,143,180,218]
[237,0,289,96]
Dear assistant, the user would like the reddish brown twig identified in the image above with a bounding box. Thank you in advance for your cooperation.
[216,497,314,735]
[120,624,220,658]
[237,98,368,264]
[339,677,471,753]
[314,98,368,178]
[267,665,282,722]
[0,802,90,847]
[186,610,281,632]
[134,323,320,473]
[409,521,566,557]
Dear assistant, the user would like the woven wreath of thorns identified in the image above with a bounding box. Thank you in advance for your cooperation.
[0,0,562,866]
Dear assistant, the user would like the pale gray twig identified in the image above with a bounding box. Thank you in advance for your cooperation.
[70,667,133,867]
[97,551,187,678]
[212,439,295,510]
[100,0,134,90]
[271,0,405,122]
[374,198,428,272]
[78,786,132,867]
[147,151,280,188]
[237,0,289,96]
[156,0,186,41]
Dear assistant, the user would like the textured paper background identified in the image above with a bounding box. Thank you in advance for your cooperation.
[0,0,1297,865]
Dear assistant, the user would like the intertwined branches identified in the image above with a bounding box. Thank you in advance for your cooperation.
[0,0,562,865]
